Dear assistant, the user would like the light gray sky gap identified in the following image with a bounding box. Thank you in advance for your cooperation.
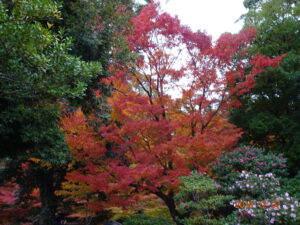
[138,0,247,40]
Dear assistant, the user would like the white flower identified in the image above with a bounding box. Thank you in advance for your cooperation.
[266,173,273,177]
[290,213,296,218]
[285,192,289,197]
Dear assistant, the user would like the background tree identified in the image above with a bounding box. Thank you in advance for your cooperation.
[60,3,283,225]
[0,0,141,224]
[0,1,101,224]
[230,0,300,175]
[56,0,139,115]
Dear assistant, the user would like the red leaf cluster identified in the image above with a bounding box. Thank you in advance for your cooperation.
[61,2,284,215]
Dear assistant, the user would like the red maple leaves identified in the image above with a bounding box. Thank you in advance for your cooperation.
[60,2,284,220]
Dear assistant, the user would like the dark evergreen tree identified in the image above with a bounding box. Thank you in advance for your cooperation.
[231,0,300,175]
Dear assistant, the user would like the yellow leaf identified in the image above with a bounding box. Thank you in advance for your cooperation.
[28,158,41,163]
[47,22,53,29]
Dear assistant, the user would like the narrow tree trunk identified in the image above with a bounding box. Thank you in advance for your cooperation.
[155,191,184,225]
[37,170,58,225]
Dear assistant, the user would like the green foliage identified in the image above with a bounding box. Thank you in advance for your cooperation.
[228,171,281,199]
[0,0,101,224]
[123,214,173,225]
[233,0,300,175]
[212,146,288,193]
[175,172,232,225]
[282,171,300,199]
[0,0,101,162]
[56,0,139,115]
[60,0,136,62]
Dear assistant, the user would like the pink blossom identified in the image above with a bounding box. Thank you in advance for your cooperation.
[215,184,222,189]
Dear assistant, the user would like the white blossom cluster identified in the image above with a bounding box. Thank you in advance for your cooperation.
[229,170,299,225]
[228,171,280,194]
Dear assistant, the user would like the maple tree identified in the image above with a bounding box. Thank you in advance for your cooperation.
[60,2,284,224]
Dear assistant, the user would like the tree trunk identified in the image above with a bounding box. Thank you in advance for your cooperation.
[155,191,184,225]
[37,170,58,225]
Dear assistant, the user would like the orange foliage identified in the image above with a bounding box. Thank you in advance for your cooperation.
[60,2,283,221]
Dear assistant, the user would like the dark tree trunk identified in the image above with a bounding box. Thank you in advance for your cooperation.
[37,170,58,225]
[154,191,184,225]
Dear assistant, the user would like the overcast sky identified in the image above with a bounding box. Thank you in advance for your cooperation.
[139,0,247,40]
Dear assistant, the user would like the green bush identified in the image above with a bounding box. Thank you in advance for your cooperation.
[123,214,173,225]
[175,172,232,225]
[282,171,300,199]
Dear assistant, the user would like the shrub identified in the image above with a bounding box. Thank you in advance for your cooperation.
[175,171,232,225]
[227,171,280,199]
[212,146,299,224]
[282,171,300,199]
[123,214,173,225]
[211,146,287,193]
[228,172,299,225]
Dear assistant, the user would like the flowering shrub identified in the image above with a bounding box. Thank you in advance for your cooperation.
[212,147,299,224]
[227,171,280,198]
[224,171,298,224]
[228,194,299,224]
[229,177,299,224]
[211,146,287,193]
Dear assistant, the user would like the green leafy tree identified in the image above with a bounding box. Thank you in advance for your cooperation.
[0,0,101,224]
[56,0,139,115]
[231,0,300,175]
